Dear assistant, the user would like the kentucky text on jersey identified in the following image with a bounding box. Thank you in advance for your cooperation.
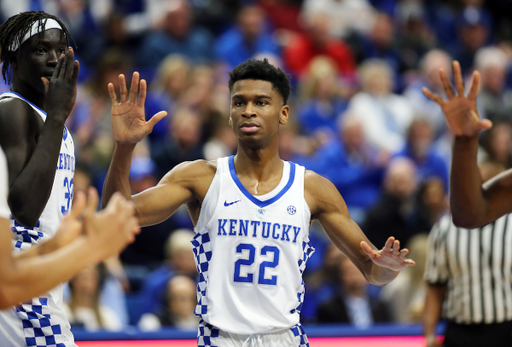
[57,152,75,172]
[217,219,301,243]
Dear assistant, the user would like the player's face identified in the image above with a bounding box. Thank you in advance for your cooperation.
[229,79,289,148]
[14,29,67,94]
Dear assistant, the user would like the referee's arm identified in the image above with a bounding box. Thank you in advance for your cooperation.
[424,283,446,347]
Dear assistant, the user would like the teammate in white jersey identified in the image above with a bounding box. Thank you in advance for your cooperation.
[103,59,415,346]
[0,11,140,347]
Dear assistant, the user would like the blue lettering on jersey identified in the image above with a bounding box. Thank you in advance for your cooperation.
[217,219,301,243]
[57,153,75,173]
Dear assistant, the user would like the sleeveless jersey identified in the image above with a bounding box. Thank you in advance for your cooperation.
[0,92,77,347]
[192,156,315,335]
[0,148,9,219]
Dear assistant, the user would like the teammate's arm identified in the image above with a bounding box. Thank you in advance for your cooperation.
[422,60,512,228]
[102,71,166,209]
[0,49,79,228]
[305,171,414,286]
[0,189,139,309]
[423,284,446,347]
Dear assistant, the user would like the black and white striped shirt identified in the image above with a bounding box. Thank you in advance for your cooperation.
[425,213,512,324]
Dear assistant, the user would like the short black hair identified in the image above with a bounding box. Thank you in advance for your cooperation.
[228,58,291,105]
[0,11,74,84]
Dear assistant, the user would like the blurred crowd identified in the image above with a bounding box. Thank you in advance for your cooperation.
[2,0,512,332]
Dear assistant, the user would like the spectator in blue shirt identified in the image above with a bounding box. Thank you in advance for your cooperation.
[394,118,449,190]
[215,5,280,70]
[137,0,213,67]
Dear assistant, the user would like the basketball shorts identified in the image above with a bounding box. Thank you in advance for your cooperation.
[197,319,309,347]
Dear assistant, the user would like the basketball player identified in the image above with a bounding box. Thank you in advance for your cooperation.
[0,11,138,347]
[0,145,139,309]
[103,59,415,346]
[422,61,506,228]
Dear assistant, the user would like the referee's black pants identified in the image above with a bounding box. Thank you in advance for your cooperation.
[444,320,512,347]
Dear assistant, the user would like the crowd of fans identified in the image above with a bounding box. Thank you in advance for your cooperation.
[2,0,512,332]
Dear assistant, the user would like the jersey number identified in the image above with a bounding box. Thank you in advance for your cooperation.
[234,243,280,285]
[61,177,74,214]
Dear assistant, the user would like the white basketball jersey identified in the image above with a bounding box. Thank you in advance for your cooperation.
[193,156,314,335]
[0,92,77,347]
[0,147,9,219]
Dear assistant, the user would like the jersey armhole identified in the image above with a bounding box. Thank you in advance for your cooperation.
[195,159,223,231]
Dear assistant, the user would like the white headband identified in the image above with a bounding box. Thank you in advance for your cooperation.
[9,18,63,52]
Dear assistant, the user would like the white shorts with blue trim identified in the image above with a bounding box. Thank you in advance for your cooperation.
[197,320,309,347]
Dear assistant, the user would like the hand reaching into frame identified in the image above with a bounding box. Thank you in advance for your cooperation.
[361,236,415,272]
[422,60,492,138]
[108,72,167,145]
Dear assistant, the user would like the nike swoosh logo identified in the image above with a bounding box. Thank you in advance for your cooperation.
[224,200,241,207]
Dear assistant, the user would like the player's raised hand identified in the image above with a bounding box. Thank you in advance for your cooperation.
[108,72,167,144]
[50,190,87,251]
[422,60,492,138]
[360,237,415,271]
[43,47,79,123]
[82,189,140,262]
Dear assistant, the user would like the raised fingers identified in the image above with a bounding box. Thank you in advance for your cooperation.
[108,83,118,106]
[54,53,65,79]
[119,74,127,103]
[68,190,86,218]
[453,61,465,96]
[137,79,147,107]
[422,87,444,105]
[468,70,481,100]
[84,187,99,218]
[128,72,139,104]
[439,69,455,98]
[384,236,395,252]
[64,47,75,78]
[392,239,400,255]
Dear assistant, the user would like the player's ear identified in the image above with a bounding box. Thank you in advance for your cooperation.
[228,117,233,125]
[279,105,289,125]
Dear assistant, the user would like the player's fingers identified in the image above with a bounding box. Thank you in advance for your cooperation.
[71,60,80,85]
[137,79,147,107]
[128,71,139,103]
[453,61,464,96]
[392,239,400,254]
[84,187,99,218]
[479,118,493,130]
[422,88,444,105]
[360,241,376,257]
[68,191,86,218]
[147,111,168,130]
[439,69,455,98]
[119,74,127,103]
[108,83,118,105]
[384,237,395,252]
[468,70,480,100]
[64,47,75,78]
[54,53,65,79]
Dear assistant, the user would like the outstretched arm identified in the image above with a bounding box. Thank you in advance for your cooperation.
[423,61,512,227]
[0,189,139,309]
[305,171,414,286]
[102,72,167,208]
[0,48,79,228]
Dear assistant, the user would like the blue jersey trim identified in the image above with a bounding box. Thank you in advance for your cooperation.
[228,155,296,208]
[2,91,47,115]
[2,91,70,140]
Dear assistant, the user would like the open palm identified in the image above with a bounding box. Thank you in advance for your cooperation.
[422,61,492,137]
[361,237,415,272]
[108,72,167,144]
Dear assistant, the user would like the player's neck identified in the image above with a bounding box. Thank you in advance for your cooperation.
[234,146,283,182]
[10,77,45,110]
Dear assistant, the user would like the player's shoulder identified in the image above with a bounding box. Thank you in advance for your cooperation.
[304,169,344,217]
[161,159,218,185]
[0,95,40,145]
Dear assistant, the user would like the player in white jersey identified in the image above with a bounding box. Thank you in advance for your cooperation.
[0,11,140,347]
[103,59,415,346]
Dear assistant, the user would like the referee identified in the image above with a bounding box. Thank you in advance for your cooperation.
[424,209,512,347]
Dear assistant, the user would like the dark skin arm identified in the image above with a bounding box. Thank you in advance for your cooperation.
[422,61,512,228]
[305,171,415,286]
[424,284,447,347]
[0,48,78,228]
